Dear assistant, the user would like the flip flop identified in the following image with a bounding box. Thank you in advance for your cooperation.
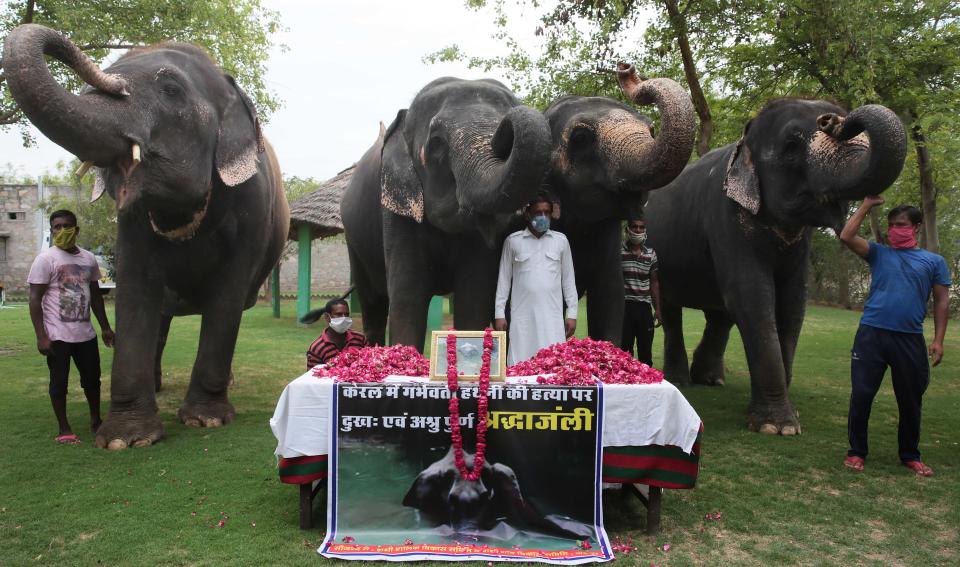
[55,434,81,445]
[843,456,864,472]
[902,460,933,477]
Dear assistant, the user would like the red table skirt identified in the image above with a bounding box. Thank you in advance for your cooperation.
[279,429,701,489]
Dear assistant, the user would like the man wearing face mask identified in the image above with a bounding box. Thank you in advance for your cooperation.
[28,210,114,445]
[494,194,578,365]
[839,196,951,477]
[621,217,662,366]
[306,298,367,369]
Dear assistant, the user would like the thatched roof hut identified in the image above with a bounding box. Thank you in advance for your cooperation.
[287,165,355,240]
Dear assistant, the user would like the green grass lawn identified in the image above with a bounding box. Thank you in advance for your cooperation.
[0,300,957,566]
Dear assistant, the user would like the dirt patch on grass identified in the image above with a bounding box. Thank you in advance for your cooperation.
[74,531,99,543]
[865,519,889,544]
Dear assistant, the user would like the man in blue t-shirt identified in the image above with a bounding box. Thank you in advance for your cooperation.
[839,196,951,477]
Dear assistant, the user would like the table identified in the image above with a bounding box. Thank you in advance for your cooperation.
[270,372,703,534]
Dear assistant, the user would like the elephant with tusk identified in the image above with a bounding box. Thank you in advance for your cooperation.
[645,98,907,435]
[2,24,289,449]
[542,63,697,342]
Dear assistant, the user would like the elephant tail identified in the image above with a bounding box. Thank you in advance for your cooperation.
[299,309,327,325]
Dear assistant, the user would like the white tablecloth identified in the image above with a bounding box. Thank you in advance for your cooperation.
[270,371,702,458]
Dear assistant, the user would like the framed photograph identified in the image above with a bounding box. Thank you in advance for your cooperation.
[429,330,507,381]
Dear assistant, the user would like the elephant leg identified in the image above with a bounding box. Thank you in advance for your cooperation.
[384,214,432,351]
[660,300,690,385]
[178,298,243,427]
[726,277,800,436]
[154,314,173,393]
[95,223,165,449]
[453,248,498,330]
[584,221,624,342]
[775,273,807,391]
[348,247,388,346]
[690,309,733,386]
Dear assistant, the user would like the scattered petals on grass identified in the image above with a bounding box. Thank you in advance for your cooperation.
[662,543,671,552]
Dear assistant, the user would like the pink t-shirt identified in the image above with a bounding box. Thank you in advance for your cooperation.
[27,246,101,343]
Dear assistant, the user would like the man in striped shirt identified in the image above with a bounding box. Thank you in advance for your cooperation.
[306,299,367,369]
[621,217,661,365]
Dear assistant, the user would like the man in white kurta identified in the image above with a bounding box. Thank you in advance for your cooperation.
[494,198,578,365]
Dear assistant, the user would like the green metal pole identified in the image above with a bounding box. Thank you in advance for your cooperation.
[271,265,280,318]
[296,224,312,322]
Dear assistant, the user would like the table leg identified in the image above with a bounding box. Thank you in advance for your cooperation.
[645,486,662,534]
[299,483,314,529]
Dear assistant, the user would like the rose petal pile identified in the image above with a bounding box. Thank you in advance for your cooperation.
[506,337,664,385]
[312,345,429,382]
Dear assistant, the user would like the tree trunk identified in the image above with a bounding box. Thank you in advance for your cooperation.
[662,0,712,157]
[910,119,939,253]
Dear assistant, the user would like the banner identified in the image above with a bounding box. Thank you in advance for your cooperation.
[320,382,612,563]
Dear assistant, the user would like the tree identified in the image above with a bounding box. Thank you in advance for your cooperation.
[0,0,284,142]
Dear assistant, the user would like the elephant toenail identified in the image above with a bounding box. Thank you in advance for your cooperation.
[758,424,779,435]
[133,439,153,448]
[107,439,128,450]
[781,425,799,436]
[204,417,223,428]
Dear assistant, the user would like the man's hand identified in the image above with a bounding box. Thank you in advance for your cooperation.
[37,335,53,356]
[653,310,662,328]
[862,195,885,209]
[929,341,944,367]
[494,318,508,332]
[564,318,576,338]
[102,328,115,348]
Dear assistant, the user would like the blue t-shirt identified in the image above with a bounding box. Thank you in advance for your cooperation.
[860,242,952,334]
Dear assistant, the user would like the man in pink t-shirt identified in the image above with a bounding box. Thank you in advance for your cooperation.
[28,210,114,444]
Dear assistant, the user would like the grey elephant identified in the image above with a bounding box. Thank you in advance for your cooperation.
[3,25,289,448]
[340,78,551,349]
[543,64,696,342]
[645,98,907,434]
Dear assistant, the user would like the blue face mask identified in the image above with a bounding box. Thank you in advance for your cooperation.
[529,214,550,233]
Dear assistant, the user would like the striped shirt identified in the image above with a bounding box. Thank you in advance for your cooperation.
[622,243,658,303]
[307,329,367,369]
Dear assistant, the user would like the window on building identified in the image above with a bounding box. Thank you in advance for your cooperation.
[7,212,25,221]
[0,237,7,263]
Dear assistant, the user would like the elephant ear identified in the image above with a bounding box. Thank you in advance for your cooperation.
[216,75,265,187]
[380,109,424,222]
[723,134,760,215]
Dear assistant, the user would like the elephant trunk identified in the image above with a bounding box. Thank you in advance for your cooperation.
[810,104,907,199]
[2,24,131,165]
[449,105,552,214]
[614,63,696,191]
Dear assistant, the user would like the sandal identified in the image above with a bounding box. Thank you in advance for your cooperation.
[55,433,81,445]
[844,456,865,472]
[902,460,933,477]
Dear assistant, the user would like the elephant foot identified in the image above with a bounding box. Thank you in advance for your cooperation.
[746,400,801,436]
[690,366,726,386]
[663,364,691,387]
[95,410,165,450]
[178,397,235,428]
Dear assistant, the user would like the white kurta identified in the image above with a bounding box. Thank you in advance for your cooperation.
[495,228,579,365]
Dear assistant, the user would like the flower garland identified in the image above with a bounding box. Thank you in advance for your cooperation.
[446,328,493,481]
[506,337,664,385]
[312,344,429,382]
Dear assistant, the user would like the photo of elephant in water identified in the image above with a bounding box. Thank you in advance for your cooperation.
[543,63,696,342]
[341,77,551,349]
[645,98,907,435]
[2,24,289,449]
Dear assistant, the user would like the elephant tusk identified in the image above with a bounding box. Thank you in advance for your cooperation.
[90,172,106,203]
[75,160,93,179]
[132,143,141,165]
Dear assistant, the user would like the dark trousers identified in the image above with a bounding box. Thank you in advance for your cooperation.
[621,301,654,366]
[47,338,101,398]
[848,324,929,462]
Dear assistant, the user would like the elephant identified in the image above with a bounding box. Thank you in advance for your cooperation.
[2,24,289,448]
[645,98,907,434]
[341,77,551,349]
[542,63,696,342]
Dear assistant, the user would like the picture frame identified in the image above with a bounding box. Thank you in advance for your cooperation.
[429,330,508,381]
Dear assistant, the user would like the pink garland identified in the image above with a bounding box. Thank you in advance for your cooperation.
[507,337,664,385]
[312,345,429,382]
[446,328,493,481]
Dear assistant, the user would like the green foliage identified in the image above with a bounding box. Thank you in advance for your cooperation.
[0,0,284,140]
[282,175,321,203]
[1,302,959,564]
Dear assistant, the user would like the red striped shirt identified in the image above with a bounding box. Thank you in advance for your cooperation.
[307,329,366,369]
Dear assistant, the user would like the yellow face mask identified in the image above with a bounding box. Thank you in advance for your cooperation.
[53,226,78,250]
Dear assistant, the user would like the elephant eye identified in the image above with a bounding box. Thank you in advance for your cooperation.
[160,83,182,97]
[568,126,595,157]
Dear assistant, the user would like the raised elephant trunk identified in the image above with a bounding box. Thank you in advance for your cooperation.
[450,105,551,214]
[2,24,131,165]
[615,63,696,191]
[810,104,907,199]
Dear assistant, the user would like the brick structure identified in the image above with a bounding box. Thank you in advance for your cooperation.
[277,238,351,295]
[0,184,77,294]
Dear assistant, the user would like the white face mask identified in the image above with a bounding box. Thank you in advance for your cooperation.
[328,316,352,334]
